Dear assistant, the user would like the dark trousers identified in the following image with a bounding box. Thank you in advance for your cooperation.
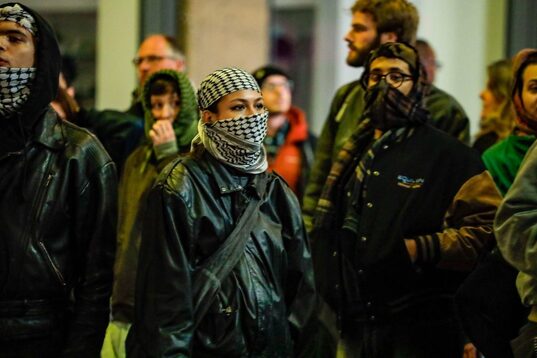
[455,249,528,358]
[339,310,464,358]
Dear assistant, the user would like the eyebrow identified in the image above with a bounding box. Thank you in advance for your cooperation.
[229,96,263,103]
[0,29,30,38]
[370,67,410,74]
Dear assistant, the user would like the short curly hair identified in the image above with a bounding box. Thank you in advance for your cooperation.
[351,0,419,45]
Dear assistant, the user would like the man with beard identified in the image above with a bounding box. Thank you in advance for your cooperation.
[309,42,501,357]
[0,3,116,356]
[303,0,470,230]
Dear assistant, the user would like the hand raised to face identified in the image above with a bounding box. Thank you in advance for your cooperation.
[149,119,176,146]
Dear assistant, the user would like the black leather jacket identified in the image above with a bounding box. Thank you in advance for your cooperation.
[0,3,117,356]
[127,151,316,357]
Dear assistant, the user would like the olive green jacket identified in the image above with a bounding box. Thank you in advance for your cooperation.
[111,70,199,322]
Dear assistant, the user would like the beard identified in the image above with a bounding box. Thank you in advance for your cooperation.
[346,35,381,67]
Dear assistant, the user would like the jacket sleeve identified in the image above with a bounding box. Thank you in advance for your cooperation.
[62,161,117,356]
[278,184,317,356]
[409,170,502,271]
[495,142,537,276]
[126,175,193,358]
[302,86,350,232]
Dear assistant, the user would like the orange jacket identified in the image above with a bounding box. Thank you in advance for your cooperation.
[267,106,312,197]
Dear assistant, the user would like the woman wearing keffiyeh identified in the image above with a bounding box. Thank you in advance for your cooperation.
[310,42,502,358]
[127,68,315,357]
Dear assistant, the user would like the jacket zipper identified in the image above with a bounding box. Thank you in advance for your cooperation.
[38,240,66,287]
[34,172,53,222]
[34,172,66,287]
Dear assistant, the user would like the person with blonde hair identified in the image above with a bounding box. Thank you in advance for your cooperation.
[473,59,517,154]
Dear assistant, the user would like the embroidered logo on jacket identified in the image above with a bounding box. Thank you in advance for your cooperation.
[397,175,425,189]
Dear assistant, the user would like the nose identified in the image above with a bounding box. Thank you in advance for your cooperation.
[0,36,7,50]
[344,29,352,43]
[160,104,174,119]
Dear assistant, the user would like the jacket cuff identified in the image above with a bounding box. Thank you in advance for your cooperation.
[412,234,441,265]
[154,140,178,161]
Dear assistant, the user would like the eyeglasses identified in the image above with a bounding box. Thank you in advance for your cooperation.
[262,80,294,92]
[132,55,177,66]
[366,72,413,88]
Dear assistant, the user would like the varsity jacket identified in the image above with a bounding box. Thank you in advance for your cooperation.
[303,81,470,231]
[311,124,501,324]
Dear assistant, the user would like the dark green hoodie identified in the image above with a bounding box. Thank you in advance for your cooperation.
[112,70,198,323]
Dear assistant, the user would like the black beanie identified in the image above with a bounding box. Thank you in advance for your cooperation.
[251,65,291,87]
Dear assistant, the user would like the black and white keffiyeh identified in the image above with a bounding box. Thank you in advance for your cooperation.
[0,3,38,36]
[194,111,269,174]
[198,67,260,110]
[0,67,36,118]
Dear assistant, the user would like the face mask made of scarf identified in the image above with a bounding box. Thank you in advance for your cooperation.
[363,79,428,131]
[0,67,36,119]
[199,111,269,174]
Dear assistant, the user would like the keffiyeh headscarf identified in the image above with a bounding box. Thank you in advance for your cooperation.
[0,3,37,119]
[194,68,268,174]
[0,4,38,36]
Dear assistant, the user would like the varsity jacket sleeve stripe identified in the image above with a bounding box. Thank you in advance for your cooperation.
[411,170,502,270]
[495,141,537,277]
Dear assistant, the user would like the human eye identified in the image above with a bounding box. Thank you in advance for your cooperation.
[255,102,265,110]
[230,104,246,111]
[147,55,162,63]
[8,34,25,43]
[387,73,403,83]
[151,101,163,109]
[353,24,367,33]
[368,73,381,83]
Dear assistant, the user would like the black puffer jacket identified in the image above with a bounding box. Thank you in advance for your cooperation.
[0,3,117,357]
[127,150,316,357]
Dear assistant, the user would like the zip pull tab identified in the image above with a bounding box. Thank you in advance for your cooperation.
[221,306,234,316]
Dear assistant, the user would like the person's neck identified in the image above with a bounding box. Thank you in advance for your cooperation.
[267,113,288,137]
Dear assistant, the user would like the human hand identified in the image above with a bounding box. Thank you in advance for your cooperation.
[149,120,176,146]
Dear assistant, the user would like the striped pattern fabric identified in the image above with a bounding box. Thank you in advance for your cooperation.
[313,119,412,231]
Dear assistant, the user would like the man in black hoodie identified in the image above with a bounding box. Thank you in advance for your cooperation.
[0,3,116,357]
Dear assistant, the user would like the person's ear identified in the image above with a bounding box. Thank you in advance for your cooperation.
[380,32,398,44]
[202,110,215,123]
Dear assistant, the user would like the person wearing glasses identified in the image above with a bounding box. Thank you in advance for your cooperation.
[252,66,316,201]
[129,34,186,116]
[303,0,470,237]
[309,42,501,357]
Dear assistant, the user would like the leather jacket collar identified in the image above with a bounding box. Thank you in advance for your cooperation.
[32,108,65,150]
[200,151,265,199]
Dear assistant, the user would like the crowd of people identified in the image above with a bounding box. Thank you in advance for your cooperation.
[1,0,537,357]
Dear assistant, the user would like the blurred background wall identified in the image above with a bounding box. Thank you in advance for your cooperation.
[24,0,537,138]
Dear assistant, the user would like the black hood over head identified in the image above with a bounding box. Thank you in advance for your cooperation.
[0,2,60,133]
